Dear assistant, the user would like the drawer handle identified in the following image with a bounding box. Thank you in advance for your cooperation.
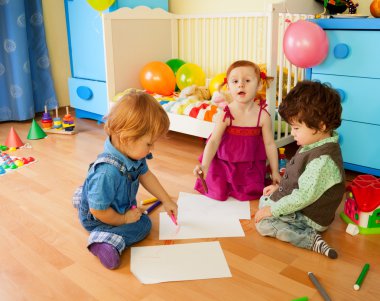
[77,86,93,100]
[334,43,349,59]
[336,89,346,102]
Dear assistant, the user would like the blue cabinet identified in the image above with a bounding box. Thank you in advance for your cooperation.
[307,19,380,176]
[64,0,168,121]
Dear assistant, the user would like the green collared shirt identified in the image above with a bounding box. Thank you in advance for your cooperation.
[270,132,343,231]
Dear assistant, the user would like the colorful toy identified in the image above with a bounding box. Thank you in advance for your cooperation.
[41,106,53,129]
[340,174,380,234]
[0,152,18,169]
[211,90,231,108]
[179,85,211,101]
[52,106,63,130]
[27,119,47,140]
[316,0,347,14]
[4,127,24,148]
[63,107,76,132]
[44,107,76,135]
[316,0,358,15]
[0,153,37,176]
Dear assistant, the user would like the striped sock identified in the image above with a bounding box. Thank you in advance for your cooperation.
[312,234,338,259]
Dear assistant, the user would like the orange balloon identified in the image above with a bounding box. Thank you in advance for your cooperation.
[140,61,176,96]
[370,0,380,18]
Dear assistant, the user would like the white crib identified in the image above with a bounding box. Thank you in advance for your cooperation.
[103,5,314,147]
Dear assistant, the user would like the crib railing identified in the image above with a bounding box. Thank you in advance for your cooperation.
[176,13,269,76]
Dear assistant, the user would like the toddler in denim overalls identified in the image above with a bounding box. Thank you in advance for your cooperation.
[73,91,178,269]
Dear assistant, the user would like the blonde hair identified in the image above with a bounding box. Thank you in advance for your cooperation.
[104,90,170,141]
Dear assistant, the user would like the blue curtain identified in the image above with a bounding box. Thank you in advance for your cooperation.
[0,0,57,121]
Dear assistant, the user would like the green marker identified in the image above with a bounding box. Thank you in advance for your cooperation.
[291,297,308,301]
[354,263,370,291]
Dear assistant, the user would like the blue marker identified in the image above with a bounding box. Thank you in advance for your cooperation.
[144,200,162,214]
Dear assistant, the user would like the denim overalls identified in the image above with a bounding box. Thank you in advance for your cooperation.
[73,153,152,254]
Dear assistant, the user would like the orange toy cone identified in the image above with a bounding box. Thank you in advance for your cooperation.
[5,127,24,148]
[27,119,47,140]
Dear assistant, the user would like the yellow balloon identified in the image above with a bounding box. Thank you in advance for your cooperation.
[86,0,115,12]
[209,72,227,96]
[176,63,206,91]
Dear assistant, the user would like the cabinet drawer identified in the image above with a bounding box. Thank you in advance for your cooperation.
[338,120,380,170]
[312,74,380,126]
[312,30,380,79]
[68,78,108,116]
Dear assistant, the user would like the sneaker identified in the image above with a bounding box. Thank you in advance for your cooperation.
[89,242,120,269]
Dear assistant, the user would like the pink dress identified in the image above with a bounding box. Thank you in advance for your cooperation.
[194,105,267,201]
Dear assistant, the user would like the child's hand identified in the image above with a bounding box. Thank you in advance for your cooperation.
[123,207,142,224]
[271,171,282,185]
[254,206,272,223]
[263,184,278,196]
[163,199,178,219]
[193,165,207,179]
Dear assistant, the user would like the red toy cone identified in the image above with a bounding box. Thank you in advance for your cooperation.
[5,127,24,148]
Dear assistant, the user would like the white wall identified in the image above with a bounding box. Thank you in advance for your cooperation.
[169,0,322,14]
[169,0,372,16]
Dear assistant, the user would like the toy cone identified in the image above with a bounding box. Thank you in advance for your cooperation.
[27,119,47,140]
[4,127,24,148]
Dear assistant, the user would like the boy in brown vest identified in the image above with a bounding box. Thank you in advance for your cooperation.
[254,80,345,259]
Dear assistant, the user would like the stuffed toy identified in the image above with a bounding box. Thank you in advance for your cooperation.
[179,85,211,100]
[211,90,232,108]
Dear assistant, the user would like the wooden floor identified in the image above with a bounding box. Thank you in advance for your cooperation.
[0,116,379,301]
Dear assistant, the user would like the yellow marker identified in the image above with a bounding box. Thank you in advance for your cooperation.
[140,197,158,206]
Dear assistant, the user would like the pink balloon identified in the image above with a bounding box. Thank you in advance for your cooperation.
[283,20,329,68]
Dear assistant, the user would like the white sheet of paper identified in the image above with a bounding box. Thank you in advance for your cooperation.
[130,241,232,284]
[178,192,251,220]
[159,212,245,240]
[159,192,250,240]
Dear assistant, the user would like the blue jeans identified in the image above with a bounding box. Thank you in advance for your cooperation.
[79,209,152,254]
[255,211,317,250]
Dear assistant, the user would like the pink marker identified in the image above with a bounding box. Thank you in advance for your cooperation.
[170,213,178,226]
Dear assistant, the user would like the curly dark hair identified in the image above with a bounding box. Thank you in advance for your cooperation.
[278,80,342,133]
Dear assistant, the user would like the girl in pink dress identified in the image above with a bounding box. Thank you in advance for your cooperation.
[194,60,281,201]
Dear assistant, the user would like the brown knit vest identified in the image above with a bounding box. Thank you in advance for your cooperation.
[271,142,346,227]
